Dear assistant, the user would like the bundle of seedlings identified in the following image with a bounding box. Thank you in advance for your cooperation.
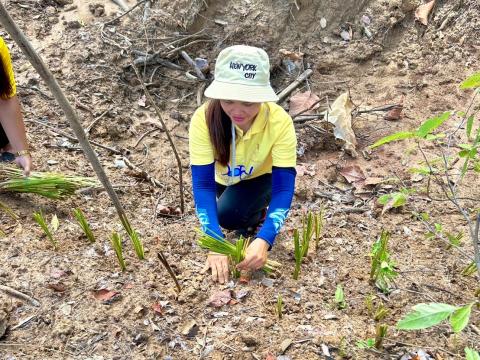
[0,165,98,199]
[196,230,281,277]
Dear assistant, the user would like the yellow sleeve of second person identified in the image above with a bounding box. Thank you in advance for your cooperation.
[0,36,17,98]
[189,104,215,165]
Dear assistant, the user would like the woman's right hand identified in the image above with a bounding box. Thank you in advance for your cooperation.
[201,253,230,284]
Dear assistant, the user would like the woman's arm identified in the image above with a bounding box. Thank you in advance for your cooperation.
[0,95,32,175]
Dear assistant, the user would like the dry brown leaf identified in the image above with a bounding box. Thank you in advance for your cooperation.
[385,98,404,121]
[207,290,232,308]
[265,354,276,360]
[92,289,119,301]
[415,0,435,26]
[279,48,304,61]
[152,303,165,315]
[47,283,67,292]
[289,91,321,117]
[339,165,366,185]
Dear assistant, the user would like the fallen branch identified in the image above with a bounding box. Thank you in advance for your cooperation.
[180,50,205,80]
[0,285,40,307]
[25,119,123,155]
[104,0,147,25]
[276,69,313,104]
[122,156,164,189]
[132,64,185,213]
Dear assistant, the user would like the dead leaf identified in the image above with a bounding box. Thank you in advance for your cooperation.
[266,353,276,360]
[279,338,293,354]
[138,95,146,107]
[92,289,119,301]
[385,99,404,121]
[295,164,316,177]
[279,49,304,61]
[47,283,67,292]
[415,0,435,26]
[50,268,68,279]
[152,303,165,315]
[207,290,232,308]
[339,165,366,186]
[324,92,358,157]
[289,91,321,117]
[364,177,384,186]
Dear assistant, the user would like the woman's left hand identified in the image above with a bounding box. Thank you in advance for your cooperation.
[236,238,269,271]
[15,154,32,176]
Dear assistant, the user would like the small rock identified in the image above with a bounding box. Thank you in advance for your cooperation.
[0,309,9,338]
[133,332,148,345]
[180,319,198,338]
[279,338,292,354]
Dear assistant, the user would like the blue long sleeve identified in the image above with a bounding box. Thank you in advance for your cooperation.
[191,163,224,239]
[256,167,296,247]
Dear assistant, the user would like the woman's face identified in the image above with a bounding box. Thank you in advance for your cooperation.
[220,100,261,132]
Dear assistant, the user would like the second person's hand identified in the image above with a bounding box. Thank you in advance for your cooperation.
[201,253,230,284]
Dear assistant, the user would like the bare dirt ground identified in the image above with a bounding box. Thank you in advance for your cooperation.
[0,0,479,359]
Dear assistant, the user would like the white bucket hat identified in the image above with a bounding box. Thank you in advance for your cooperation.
[204,45,279,103]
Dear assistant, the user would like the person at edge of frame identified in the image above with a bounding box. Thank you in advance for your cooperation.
[0,35,32,175]
[189,44,297,283]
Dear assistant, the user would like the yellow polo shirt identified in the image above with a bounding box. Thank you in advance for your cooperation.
[0,36,17,99]
[189,102,297,185]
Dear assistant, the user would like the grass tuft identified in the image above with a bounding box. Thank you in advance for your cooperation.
[72,208,95,243]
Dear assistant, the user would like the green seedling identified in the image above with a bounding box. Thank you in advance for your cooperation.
[0,165,97,199]
[365,293,375,315]
[374,303,389,321]
[314,207,325,250]
[196,229,280,277]
[111,231,126,271]
[397,302,477,333]
[462,261,477,276]
[335,284,346,309]
[0,200,18,220]
[374,324,388,349]
[465,347,480,360]
[276,294,283,319]
[33,210,58,250]
[120,215,144,260]
[292,211,315,280]
[370,230,397,293]
[356,338,375,349]
[72,208,95,243]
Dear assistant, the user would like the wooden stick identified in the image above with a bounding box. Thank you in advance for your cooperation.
[0,285,40,307]
[180,51,205,80]
[157,251,182,293]
[132,64,185,214]
[276,69,313,104]
[0,4,130,228]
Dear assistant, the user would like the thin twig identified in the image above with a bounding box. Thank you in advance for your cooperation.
[132,63,185,213]
[0,284,40,307]
[134,127,162,148]
[85,107,112,135]
[180,50,205,80]
[157,251,182,293]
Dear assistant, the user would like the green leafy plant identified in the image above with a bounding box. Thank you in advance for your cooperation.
[374,304,389,322]
[0,165,97,199]
[292,211,315,279]
[111,231,126,271]
[378,189,409,215]
[397,302,476,333]
[465,347,480,360]
[314,207,325,250]
[335,284,346,309]
[276,294,283,319]
[33,211,58,250]
[356,338,375,349]
[120,215,144,260]
[72,208,95,243]
[196,230,280,277]
[369,230,397,293]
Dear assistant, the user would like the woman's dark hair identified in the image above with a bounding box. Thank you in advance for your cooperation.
[206,99,232,166]
[0,57,13,99]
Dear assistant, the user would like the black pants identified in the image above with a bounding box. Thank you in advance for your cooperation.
[216,173,272,233]
[0,124,8,148]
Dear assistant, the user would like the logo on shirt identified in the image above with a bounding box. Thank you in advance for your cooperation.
[222,164,254,180]
[229,62,257,79]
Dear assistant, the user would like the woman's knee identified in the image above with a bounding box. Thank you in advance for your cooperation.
[217,204,247,230]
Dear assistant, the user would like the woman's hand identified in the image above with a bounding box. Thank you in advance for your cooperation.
[15,154,32,176]
[202,253,230,284]
[237,238,269,271]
